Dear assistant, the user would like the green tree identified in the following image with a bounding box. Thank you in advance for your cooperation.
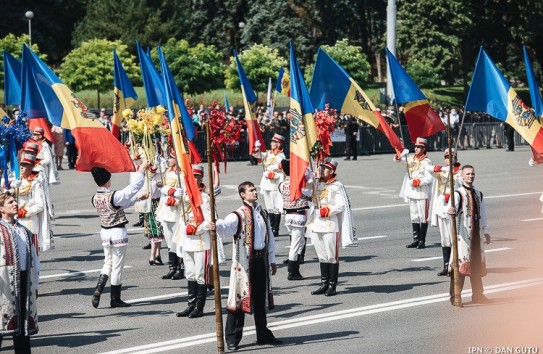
[225,44,287,94]
[0,34,47,89]
[59,39,140,107]
[153,39,225,95]
[316,39,372,84]
[397,0,473,87]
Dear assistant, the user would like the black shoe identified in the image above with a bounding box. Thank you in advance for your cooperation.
[227,343,239,351]
[149,259,155,266]
[188,307,204,318]
[437,268,448,276]
[133,221,144,227]
[176,306,195,317]
[406,240,419,248]
[416,241,426,249]
[154,256,164,265]
[256,338,283,345]
[282,258,289,264]
[142,243,151,250]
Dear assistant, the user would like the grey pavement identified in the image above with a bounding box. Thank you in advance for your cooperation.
[7,146,543,354]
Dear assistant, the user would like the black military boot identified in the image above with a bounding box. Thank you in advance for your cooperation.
[325,263,339,296]
[406,223,420,248]
[438,247,451,276]
[287,260,303,280]
[299,243,306,264]
[177,280,197,317]
[110,285,131,308]
[311,263,330,295]
[295,255,304,278]
[188,283,207,318]
[91,274,109,308]
[417,223,428,249]
[272,213,281,237]
[268,213,276,234]
[171,257,185,280]
[133,213,144,227]
[162,252,178,279]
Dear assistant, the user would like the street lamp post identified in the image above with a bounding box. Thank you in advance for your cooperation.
[237,21,245,53]
[25,10,34,47]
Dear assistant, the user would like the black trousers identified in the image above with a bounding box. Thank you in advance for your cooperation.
[225,256,275,346]
[0,271,32,354]
[345,138,357,159]
[66,144,78,168]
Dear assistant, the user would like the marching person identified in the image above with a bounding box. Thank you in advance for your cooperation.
[306,158,356,296]
[90,159,149,308]
[175,165,215,319]
[213,181,281,351]
[155,152,185,280]
[277,160,310,280]
[394,137,433,249]
[448,165,491,304]
[257,134,286,238]
[0,191,41,353]
[428,148,462,276]
[30,127,59,185]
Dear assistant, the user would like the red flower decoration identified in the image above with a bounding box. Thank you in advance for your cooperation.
[311,104,337,163]
[208,106,243,172]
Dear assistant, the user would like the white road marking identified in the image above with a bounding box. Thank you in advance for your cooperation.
[411,247,512,262]
[125,286,230,304]
[100,278,543,354]
[358,236,387,240]
[40,266,132,280]
[522,217,543,222]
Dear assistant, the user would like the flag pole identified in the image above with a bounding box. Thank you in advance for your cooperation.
[168,118,188,223]
[447,114,462,308]
[302,110,320,208]
[393,102,411,179]
[205,122,225,353]
[453,108,468,153]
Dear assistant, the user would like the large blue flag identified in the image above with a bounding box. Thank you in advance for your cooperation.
[158,47,195,141]
[136,42,167,108]
[3,51,22,106]
[523,45,543,118]
[113,49,138,137]
[386,49,444,142]
[465,47,543,155]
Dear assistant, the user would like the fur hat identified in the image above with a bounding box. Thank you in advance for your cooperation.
[91,167,111,186]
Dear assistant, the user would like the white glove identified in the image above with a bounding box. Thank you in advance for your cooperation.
[528,158,536,167]
[10,180,22,189]
[255,140,261,148]
[440,166,450,172]
[172,188,183,198]
[400,148,409,158]
[305,169,314,181]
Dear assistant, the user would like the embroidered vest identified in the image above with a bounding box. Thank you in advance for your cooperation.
[279,177,310,210]
[92,191,128,229]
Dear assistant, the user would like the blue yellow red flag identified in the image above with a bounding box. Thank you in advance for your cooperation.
[158,47,203,223]
[137,42,167,109]
[275,67,290,97]
[386,49,444,142]
[523,45,543,118]
[233,50,266,154]
[466,47,543,155]
[289,42,317,202]
[3,51,22,106]
[20,44,134,172]
[310,48,404,154]
[113,49,138,138]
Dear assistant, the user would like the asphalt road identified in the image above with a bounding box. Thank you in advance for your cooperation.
[6,146,543,354]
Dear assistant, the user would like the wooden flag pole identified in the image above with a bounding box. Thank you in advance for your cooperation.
[447,114,463,308]
[393,102,411,179]
[206,122,225,353]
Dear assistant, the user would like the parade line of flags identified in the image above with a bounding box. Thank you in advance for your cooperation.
[3,42,543,185]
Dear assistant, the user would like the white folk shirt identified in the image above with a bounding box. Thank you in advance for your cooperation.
[306,178,346,234]
[216,202,276,263]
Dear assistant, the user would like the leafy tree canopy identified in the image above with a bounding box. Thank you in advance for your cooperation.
[0,34,46,88]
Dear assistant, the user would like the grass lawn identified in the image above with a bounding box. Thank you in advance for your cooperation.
[0,85,532,112]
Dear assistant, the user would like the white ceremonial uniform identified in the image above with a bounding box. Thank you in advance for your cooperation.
[259,149,285,213]
[155,168,182,250]
[395,153,433,223]
[17,174,46,250]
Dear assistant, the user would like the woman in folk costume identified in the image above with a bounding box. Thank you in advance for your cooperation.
[305,158,356,297]
[136,164,165,265]
[447,165,492,304]
[256,133,285,238]
[0,191,41,354]
[428,148,462,276]
[213,181,280,350]
[155,151,185,280]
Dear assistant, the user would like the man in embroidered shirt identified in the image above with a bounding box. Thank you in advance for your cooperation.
[90,160,149,308]
[212,181,280,351]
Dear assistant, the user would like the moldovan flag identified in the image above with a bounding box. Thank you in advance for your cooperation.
[523,45,543,164]
[276,67,290,97]
[466,47,543,156]
[289,42,317,202]
[113,49,138,139]
[234,50,266,155]
[310,48,404,155]
[386,49,444,142]
[20,45,134,172]
[159,47,203,224]
[3,50,22,105]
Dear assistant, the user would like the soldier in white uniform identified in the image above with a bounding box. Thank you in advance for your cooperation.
[155,152,185,280]
[394,137,433,249]
[90,160,149,308]
[176,165,213,319]
[428,148,462,276]
[257,134,286,238]
[306,158,356,296]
